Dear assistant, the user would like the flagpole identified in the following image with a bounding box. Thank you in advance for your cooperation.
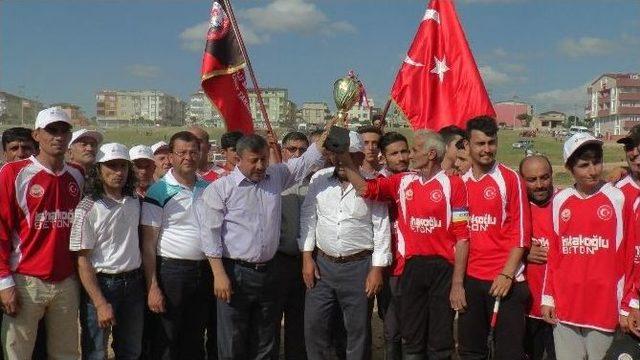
[380,98,392,125]
[222,0,274,134]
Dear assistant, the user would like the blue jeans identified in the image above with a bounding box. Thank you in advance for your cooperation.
[79,269,145,360]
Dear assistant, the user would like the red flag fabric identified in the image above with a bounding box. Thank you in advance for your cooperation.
[390,0,496,131]
[201,1,254,134]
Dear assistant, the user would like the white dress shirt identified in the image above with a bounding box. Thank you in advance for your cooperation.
[299,167,392,267]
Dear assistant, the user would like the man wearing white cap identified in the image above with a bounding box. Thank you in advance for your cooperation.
[0,107,84,359]
[70,143,144,359]
[299,131,391,359]
[541,133,638,359]
[130,145,157,197]
[151,141,172,180]
[67,128,103,173]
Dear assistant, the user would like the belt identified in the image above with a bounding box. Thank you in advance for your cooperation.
[96,268,142,280]
[157,256,208,268]
[317,249,372,264]
[227,258,272,272]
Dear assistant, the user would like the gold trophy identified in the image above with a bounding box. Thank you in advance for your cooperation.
[333,75,361,127]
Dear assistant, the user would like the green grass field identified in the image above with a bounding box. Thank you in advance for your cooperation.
[2,125,628,186]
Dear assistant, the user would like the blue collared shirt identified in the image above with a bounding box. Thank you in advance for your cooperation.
[197,143,324,263]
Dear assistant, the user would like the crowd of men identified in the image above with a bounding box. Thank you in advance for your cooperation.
[1,106,640,360]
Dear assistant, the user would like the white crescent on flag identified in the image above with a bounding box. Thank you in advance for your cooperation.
[404,55,425,67]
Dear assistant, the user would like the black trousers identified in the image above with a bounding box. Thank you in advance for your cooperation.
[154,257,213,360]
[399,256,454,358]
[377,274,402,344]
[457,276,530,360]
[217,259,279,360]
[272,252,307,360]
[524,317,556,360]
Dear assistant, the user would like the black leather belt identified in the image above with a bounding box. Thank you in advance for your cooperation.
[317,249,372,263]
[229,259,272,272]
[96,268,142,280]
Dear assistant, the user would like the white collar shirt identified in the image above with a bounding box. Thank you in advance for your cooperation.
[69,196,142,273]
[141,169,209,260]
[299,167,392,267]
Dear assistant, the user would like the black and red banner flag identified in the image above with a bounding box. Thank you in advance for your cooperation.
[201,1,254,134]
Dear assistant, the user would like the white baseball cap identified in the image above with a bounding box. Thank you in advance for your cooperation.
[563,132,603,164]
[35,107,72,129]
[96,143,130,163]
[151,141,169,155]
[69,129,104,148]
[348,131,364,153]
[129,145,154,161]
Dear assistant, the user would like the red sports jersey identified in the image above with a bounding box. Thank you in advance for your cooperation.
[364,170,469,268]
[377,169,404,276]
[525,200,554,319]
[542,183,636,332]
[616,174,640,215]
[462,163,531,282]
[0,156,84,289]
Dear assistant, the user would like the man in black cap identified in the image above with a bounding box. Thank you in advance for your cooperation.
[615,124,640,215]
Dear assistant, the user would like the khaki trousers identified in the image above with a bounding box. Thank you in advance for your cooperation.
[2,274,80,360]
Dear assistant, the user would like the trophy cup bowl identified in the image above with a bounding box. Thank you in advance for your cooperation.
[333,76,360,126]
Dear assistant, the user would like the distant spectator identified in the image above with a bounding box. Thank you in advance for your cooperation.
[151,141,171,180]
[219,131,244,175]
[372,114,386,132]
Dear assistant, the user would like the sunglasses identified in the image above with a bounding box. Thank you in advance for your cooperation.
[285,146,308,153]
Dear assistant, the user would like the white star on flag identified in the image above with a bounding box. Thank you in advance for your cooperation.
[423,8,440,23]
[430,56,449,83]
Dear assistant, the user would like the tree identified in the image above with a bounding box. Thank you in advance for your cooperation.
[516,113,532,127]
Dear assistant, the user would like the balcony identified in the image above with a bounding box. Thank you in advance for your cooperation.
[619,93,640,101]
[598,109,610,117]
[618,107,640,116]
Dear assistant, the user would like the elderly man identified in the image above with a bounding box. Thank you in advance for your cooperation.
[151,141,172,180]
[141,132,212,359]
[130,145,157,198]
[67,128,103,173]
[189,126,224,183]
[300,131,391,360]
[197,128,327,359]
[0,107,84,359]
[519,155,556,360]
[340,130,469,359]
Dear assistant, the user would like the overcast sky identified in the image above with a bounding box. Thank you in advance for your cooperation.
[1,0,638,117]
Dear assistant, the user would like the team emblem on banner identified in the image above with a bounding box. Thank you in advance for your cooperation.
[207,2,230,40]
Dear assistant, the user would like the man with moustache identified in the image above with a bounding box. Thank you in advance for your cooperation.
[129,145,157,198]
[300,131,391,360]
[141,132,212,359]
[0,107,84,359]
[151,141,172,180]
[340,130,469,359]
[67,128,103,173]
[198,128,328,359]
[519,155,556,360]
[1,127,37,164]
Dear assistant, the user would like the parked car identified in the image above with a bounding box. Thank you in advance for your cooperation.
[512,139,533,149]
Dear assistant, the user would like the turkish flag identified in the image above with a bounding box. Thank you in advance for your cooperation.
[390,0,495,131]
[201,1,254,134]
